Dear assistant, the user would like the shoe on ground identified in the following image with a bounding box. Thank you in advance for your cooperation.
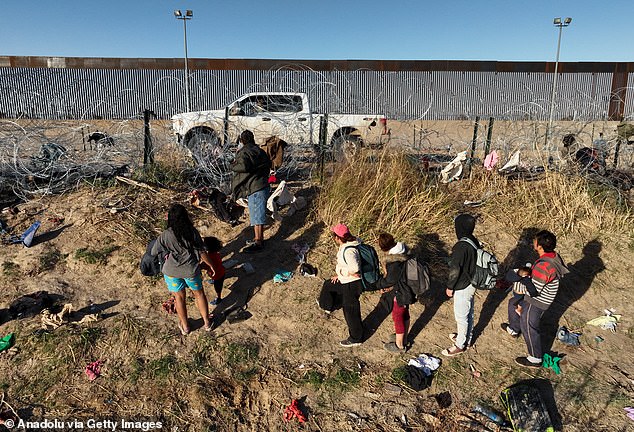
[384,342,406,353]
[501,323,520,338]
[243,243,264,253]
[339,338,362,348]
[441,345,466,357]
[515,356,541,368]
[210,297,221,306]
[245,239,256,246]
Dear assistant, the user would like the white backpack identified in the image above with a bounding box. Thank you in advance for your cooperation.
[460,237,499,290]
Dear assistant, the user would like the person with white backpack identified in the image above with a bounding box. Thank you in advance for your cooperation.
[442,214,481,357]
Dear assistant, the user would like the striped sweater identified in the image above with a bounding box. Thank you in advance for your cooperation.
[521,252,569,310]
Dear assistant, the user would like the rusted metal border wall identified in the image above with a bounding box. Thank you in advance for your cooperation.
[0,57,632,121]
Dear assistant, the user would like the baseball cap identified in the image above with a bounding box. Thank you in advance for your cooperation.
[330,223,350,237]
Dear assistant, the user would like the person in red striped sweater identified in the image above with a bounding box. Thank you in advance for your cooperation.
[501,230,569,368]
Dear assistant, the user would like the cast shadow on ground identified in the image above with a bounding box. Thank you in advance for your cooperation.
[542,239,604,351]
[30,223,73,247]
[402,233,451,347]
[200,185,323,331]
[470,227,540,346]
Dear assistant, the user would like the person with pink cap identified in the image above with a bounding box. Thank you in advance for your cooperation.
[317,223,365,347]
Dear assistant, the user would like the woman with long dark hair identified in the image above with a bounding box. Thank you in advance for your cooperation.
[152,204,213,334]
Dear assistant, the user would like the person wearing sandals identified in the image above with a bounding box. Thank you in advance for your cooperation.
[373,233,414,353]
[317,223,364,347]
[442,214,480,357]
[152,204,214,335]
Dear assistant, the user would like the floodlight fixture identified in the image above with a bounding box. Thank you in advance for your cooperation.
[174,10,182,17]
[553,17,561,25]
[564,17,572,24]
[185,10,193,17]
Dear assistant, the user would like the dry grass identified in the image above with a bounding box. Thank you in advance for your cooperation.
[318,151,633,246]
[317,152,452,244]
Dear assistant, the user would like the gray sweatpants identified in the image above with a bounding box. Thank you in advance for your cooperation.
[508,299,546,359]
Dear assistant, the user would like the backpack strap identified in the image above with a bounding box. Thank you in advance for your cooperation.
[459,237,479,250]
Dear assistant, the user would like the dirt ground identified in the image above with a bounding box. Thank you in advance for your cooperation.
[0,172,633,431]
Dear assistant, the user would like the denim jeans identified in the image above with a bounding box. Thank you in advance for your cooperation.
[453,284,476,349]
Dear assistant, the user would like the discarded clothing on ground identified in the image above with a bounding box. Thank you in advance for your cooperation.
[483,150,499,170]
[440,151,467,183]
[267,181,307,221]
[587,313,621,332]
[299,263,318,277]
[500,383,553,432]
[283,399,307,423]
[542,353,562,375]
[9,290,59,319]
[6,221,41,247]
[85,360,104,381]
[625,407,634,421]
[273,271,294,283]
[408,354,441,377]
[404,365,432,391]
[291,243,311,263]
[0,333,15,353]
[190,188,242,226]
[41,303,99,329]
[162,297,176,315]
[557,326,581,346]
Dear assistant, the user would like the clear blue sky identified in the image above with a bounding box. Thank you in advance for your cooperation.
[1,0,633,62]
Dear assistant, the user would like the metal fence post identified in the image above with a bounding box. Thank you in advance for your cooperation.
[318,114,328,183]
[467,116,480,178]
[484,117,494,157]
[143,109,155,166]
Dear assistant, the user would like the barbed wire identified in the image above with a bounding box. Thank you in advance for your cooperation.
[0,66,632,204]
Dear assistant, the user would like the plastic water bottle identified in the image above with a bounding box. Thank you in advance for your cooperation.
[472,404,507,426]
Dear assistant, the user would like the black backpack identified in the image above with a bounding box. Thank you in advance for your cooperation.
[343,243,381,290]
[140,239,167,276]
[400,257,431,299]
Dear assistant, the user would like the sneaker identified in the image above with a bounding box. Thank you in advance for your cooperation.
[245,239,257,246]
[243,243,264,253]
[210,297,222,306]
[501,323,520,338]
[339,338,362,347]
[384,342,406,353]
[316,299,331,315]
[515,356,541,368]
[441,345,466,357]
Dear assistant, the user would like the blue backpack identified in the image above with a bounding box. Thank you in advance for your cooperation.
[344,243,381,290]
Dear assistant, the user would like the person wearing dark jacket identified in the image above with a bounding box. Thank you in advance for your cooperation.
[442,214,480,357]
[374,233,414,353]
[231,130,272,253]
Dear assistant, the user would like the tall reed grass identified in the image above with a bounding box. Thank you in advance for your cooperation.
[317,151,633,247]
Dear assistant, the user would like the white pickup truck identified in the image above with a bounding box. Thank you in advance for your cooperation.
[171,92,390,163]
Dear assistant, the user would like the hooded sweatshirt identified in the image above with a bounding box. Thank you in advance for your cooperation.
[231,143,271,199]
[522,252,569,310]
[374,242,416,307]
[336,239,362,284]
[447,214,480,291]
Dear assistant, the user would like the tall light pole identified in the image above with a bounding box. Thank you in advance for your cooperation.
[174,9,193,112]
[546,17,572,150]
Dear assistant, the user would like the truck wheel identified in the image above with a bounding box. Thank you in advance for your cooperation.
[185,129,222,164]
[332,134,360,163]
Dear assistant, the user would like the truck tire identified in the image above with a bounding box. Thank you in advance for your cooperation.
[331,134,360,163]
[185,129,222,164]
